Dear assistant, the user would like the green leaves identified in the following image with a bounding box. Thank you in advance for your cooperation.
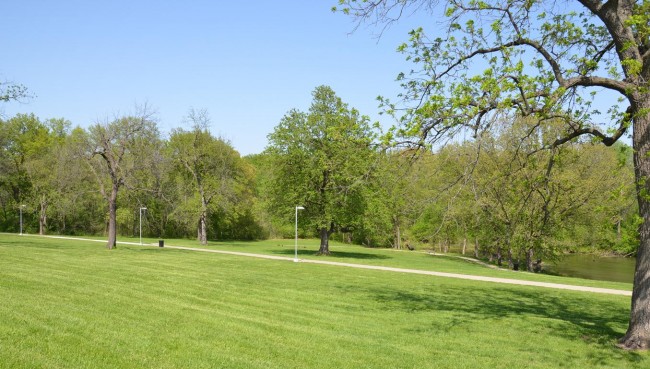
[339,0,644,155]
[168,112,251,241]
[265,86,378,245]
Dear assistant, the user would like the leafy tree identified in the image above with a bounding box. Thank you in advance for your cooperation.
[79,108,159,249]
[245,153,281,238]
[337,0,650,348]
[266,86,378,255]
[23,118,71,235]
[353,157,397,247]
[559,143,637,254]
[168,109,249,244]
[359,149,437,249]
[0,114,50,231]
[47,127,105,236]
[469,120,593,270]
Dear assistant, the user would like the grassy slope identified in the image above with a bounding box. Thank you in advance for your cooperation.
[0,234,646,368]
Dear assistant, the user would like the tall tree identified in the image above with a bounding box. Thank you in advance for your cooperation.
[337,0,650,349]
[80,108,159,249]
[24,118,71,235]
[266,85,377,255]
[0,114,45,230]
[49,128,104,235]
[168,109,247,245]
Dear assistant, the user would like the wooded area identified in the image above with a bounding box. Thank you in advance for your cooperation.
[0,87,637,266]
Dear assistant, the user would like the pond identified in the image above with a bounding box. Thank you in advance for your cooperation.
[544,253,636,284]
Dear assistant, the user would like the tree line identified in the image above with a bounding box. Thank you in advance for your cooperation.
[0,107,259,247]
[0,86,636,263]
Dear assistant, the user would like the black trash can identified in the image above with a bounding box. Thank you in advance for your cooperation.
[159,240,164,248]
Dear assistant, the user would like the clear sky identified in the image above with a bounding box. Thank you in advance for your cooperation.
[0,0,417,156]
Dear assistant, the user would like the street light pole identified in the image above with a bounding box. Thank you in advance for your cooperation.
[294,206,305,262]
[139,207,147,245]
[19,205,25,236]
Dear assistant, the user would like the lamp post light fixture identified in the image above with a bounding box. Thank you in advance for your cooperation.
[19,204,26,236]
[294,206,305,262]
[139,207,147,245]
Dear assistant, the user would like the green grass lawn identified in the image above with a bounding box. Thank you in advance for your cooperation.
[119,235,632,291]
[1,234,647,368]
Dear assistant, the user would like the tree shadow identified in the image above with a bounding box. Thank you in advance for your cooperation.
[365,283,645,364]
[271,248,391,260]
[127,247,166,253]
[0,237,80,250]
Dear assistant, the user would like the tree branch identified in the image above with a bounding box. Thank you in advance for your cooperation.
[577,0,605,13]
[550,108,630,148]
[564,75,632,94]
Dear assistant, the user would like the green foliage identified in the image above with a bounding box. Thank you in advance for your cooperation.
[0,114,72,233]
[335,1,647,274]
[265,86,378,252]
[167,110,257,243]
[369,118,638,267]
[0,106,637,257]
[337,0,648,169]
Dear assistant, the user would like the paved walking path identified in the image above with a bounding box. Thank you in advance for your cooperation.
[26,234,632,297]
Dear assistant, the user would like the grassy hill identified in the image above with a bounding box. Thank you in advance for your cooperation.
[0,234,646,368]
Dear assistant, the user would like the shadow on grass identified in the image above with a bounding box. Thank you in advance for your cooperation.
[271,248,391,260]
[0,237,83,250]
[127,247,167,253]
[368,283,644,365]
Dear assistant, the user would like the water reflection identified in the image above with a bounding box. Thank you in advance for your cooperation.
[544,254,636,284]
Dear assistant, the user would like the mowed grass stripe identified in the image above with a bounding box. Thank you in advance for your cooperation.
[28,233,634,291]
[0,235,647,368]
[1,239,410,368]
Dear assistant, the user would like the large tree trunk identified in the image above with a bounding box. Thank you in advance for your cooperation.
[474,238,479,258]
[197,210,207,245]
[317,226,331,255]
[106,185,118,250]
[197,191,208,245]
[620,102,650,350]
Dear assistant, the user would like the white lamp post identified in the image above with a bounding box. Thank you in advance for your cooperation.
[19,204,26,235]
[139,207,147,245]
[294,206,305,262]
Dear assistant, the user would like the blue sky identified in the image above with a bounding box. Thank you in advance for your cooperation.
[0,1,417,155]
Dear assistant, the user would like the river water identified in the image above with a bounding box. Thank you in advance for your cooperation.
[544,254,636,284]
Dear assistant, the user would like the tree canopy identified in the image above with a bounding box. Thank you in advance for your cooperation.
[336,0,650,350]
[265,85,378,254]
[168,109,251,245]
